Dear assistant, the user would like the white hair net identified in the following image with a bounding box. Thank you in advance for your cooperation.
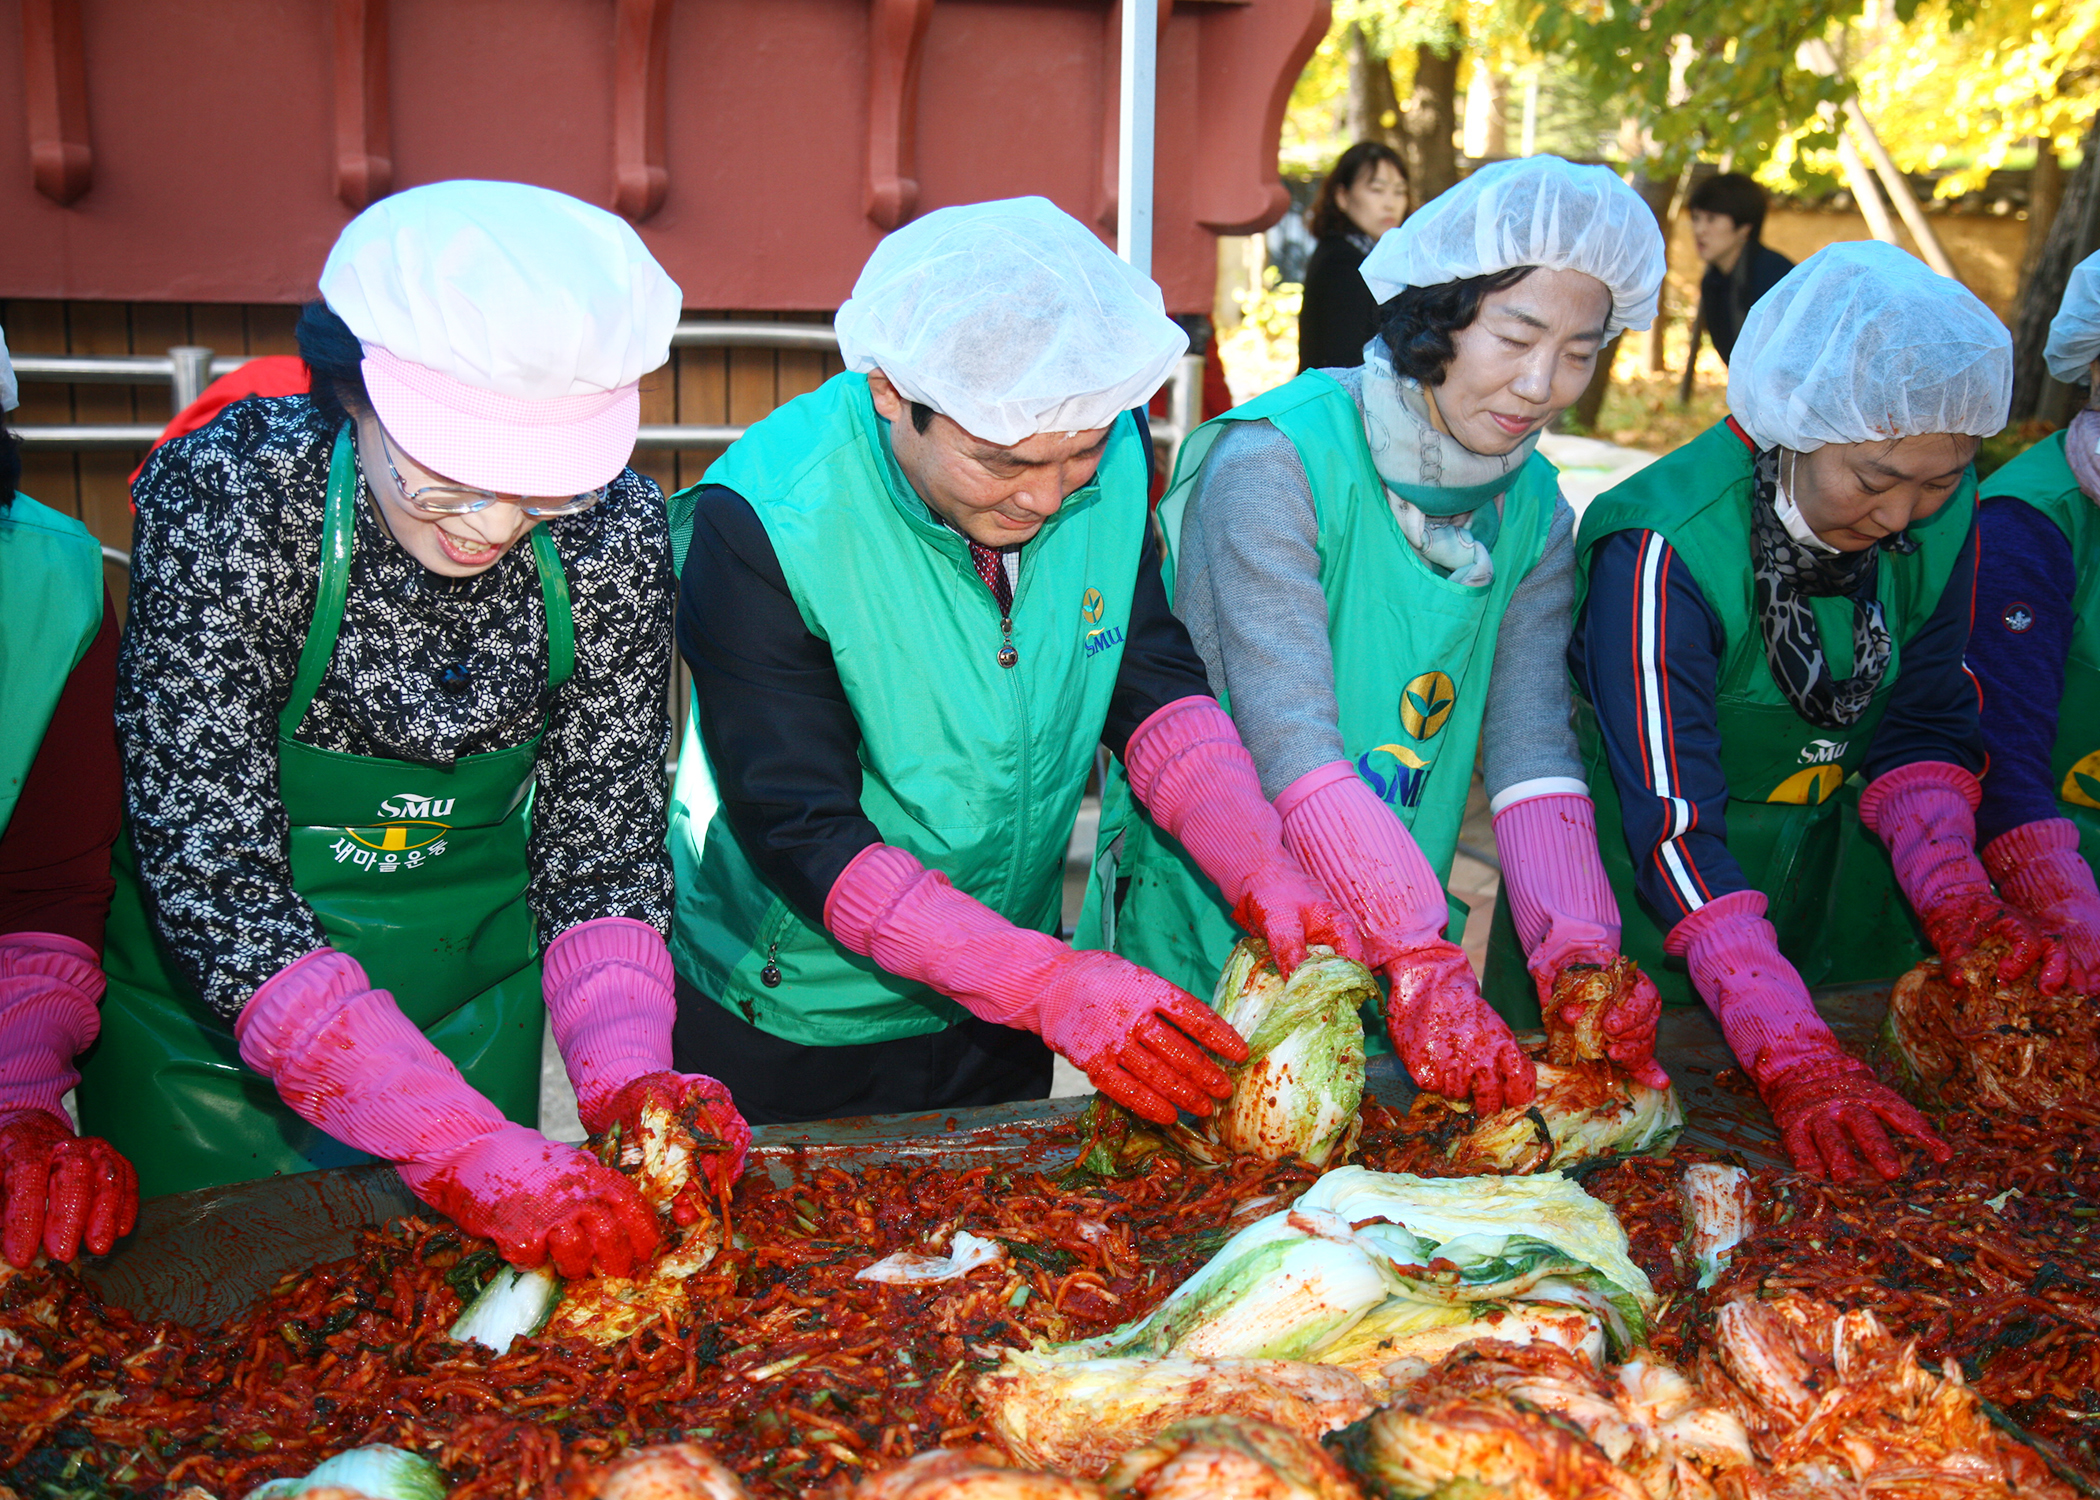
[2045,250,2100,384]
[834,197,1189,445]
[0,323,16,413]
[1357,156,1666,337]
[1729,240,2011,453]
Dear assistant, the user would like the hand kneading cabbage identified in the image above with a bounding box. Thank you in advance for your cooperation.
[1101,1416,1366,1500]
[1884,941,2100,1113]
[1032,1166,1654,1387]
[1388,962,1682,1174]
[1206,940,1373,1167]
[983,1355,1374,1477]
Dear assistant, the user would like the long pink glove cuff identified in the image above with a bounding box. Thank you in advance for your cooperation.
[1124,696,1288,908]
[1491,794,1621,975]
[1277,761,1447,967]
[1857,761,1992,915]
[827,843,1065,1035]
[543,917,677,1124]
[1664,890,1833,1085]
[236,948,507,1166]
[1984,817,2100,913]
[0,933,102,1124]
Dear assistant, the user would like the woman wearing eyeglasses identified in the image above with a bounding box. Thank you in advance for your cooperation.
[89,182,748,1279]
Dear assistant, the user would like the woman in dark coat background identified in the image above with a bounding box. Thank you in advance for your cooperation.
[1297,142,1409,373]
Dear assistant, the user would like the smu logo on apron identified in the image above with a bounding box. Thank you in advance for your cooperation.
[326,790,458,873]
[1356,671,1456,810]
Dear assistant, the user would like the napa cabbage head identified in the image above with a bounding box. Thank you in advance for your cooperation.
[1206,940,1372,1167]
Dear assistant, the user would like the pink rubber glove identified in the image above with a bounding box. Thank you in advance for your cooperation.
[1126,698,1365,975]
[0,933,136,1266]
[238,948,659,1278]
[1859,761,2068,992]
[1984,819,2100,993]
[1494,794,1667,1089]
[544,917,751,1199]
[1278,762,1534,1113]
[1668,889,1949,1182]
[827,844,1250,1125]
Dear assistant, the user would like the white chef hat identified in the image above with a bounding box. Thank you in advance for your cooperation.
[318,180,683,496]
[1358,156,1667,338]
[1729,240,2011,453]
[0,323,17,413]
[2045,250,2100,385]
[834,196,1189,446]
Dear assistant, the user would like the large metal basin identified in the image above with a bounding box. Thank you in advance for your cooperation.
[75,990,1888,1328]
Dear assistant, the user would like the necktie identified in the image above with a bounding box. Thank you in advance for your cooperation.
[969,540,1014,614]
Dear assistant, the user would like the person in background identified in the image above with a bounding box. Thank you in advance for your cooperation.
[667,198,1360,1127]
[0,324,138,1268]
[1297,142,1410,373]
[1087,158,1671,1114]
[93,182,747,1277]
[1967,249,2100,991]
[1687,172,1794,366]
[1572,241,2061,1184]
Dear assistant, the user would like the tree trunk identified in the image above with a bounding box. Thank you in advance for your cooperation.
[1403,39,1463,203]
[2011,113,2100,423]
[1572,333,1623,431]
[1344,24,1404,154]
[2018,147,2065,311]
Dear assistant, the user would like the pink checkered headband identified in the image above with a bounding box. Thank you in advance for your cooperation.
[361,344,641,499]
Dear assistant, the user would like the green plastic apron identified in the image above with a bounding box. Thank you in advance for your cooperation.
[83,427,567,1198]
[1073,371,1556,1016]
[1481,418,1970,1021]
[0,493,105,837]
[1978,431,2100,867]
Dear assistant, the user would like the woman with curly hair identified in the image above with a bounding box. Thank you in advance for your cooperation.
[1079,157,1668,1116]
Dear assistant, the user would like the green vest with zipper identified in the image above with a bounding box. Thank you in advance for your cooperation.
[0,494,104,838]
[1072,369,1559,1005]
[1977,431,2100,865]
[665,372,1148,1048]
[84,428,559,1198]
[1530,417,1973,1016]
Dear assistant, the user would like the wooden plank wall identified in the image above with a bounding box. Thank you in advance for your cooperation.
[2,300,844,616]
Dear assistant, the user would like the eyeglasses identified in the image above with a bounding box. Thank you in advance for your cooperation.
[371,424,609,519]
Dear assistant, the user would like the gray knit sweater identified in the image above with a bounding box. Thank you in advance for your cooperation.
[1174,366,1585,806]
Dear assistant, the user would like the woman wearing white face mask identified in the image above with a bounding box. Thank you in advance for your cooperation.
[1571,240,2067,1185]
[92,182,747,1276]
[1079,157,1671,1116]
[1966,250,2100,993]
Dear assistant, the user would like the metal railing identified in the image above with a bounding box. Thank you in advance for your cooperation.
[8,321,1203,470]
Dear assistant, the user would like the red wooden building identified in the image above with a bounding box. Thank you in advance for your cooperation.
[3,0,1325,564]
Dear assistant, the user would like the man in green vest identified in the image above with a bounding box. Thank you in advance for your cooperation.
[666,198,1361,1126]
[1967,249,2100,989]
[1571,242,2067,1183]
[0,324,139,1267]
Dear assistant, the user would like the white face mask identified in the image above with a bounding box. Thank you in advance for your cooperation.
[1777,451,1841,555]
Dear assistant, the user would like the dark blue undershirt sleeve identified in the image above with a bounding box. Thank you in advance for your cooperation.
[1570,529,1749,930]
[1861,518,1985,785]
[677,486,881,929]
[1966,496,2077,845]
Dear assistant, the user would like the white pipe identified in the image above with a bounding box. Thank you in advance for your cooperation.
[1117,0,1157,276]
[1844,105,1959,277]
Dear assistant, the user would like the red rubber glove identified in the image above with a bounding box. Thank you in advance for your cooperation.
[1759,1052,1953,1185]
[1274,762,1535,1112]
[1860,762,2068,992]
[0,933,136,1266]
[1382,941,1537,1115]
[826,844,1249,1125]
[0,1109,138,1267]
[1493,792,1667,1089]
[238,948,660,1278]
[544,918,750,1198]
[1984,819,2100,993]
[1668,889,1949,1181]
[1125,698,1364,975]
